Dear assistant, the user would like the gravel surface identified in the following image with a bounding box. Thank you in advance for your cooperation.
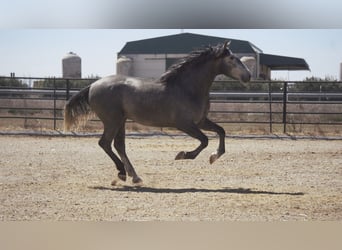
[0,135,341,221]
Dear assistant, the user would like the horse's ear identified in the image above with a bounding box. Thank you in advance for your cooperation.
[223,40,231,49]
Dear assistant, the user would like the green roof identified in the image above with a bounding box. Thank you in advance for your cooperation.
[118,32,309,71]
[260,53,310,70]
[118,32,259,54]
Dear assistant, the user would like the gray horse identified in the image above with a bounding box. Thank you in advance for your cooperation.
[64,41,251,184]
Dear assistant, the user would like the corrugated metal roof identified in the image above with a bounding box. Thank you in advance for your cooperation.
[118,32,259,54]
[118,32,310,72]
[260,53,310,70]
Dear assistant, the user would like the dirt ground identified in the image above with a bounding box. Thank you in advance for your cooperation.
[0,135,341,221]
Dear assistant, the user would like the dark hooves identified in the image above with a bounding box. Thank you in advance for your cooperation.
[133,176,143,185]
[112,173,127,186]
[118,173,127,182]
[209,152,223,164]
[175,151,186,160]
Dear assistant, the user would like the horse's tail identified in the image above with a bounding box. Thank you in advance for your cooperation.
[64,85,93,131]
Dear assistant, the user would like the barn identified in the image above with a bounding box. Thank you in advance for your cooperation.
[117,32,309,80]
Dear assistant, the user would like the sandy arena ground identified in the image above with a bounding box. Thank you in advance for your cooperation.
[0,135,341,221]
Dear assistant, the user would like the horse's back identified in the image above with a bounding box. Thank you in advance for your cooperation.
[89,75,162,101]
[88,75,169,124]
[88,75,128,119]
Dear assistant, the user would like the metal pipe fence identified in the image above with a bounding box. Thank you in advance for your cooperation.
[1,76,342,134]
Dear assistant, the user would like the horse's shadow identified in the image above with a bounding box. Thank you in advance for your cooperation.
[89,185,304,196]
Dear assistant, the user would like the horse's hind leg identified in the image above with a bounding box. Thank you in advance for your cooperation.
[175,122,208,160]
[114,124,143,184]
[199,118,226,164]
[98,127,127,183]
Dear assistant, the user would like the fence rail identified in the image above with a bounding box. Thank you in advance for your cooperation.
[1,76,342,134]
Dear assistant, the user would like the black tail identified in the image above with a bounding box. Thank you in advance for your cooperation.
[64,86,92,131]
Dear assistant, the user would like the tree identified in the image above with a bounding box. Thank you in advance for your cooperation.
[293,76,342,92]
[0,77,28,87]
[33,77,99,89]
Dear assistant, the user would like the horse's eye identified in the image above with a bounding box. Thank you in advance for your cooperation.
[229,56,235,60]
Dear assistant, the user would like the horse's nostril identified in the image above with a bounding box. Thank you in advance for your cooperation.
[241,74,251,83]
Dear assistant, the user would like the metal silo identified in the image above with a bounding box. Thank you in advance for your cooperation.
[62,52,81,78]
[116,56,133,76]
[241,56,256,79]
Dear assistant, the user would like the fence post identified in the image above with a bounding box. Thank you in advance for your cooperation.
[282,82,288,133]
[53,77,57,130]
[268,81,273,133]
[66,79,70,100]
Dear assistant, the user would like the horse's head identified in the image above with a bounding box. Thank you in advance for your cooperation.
[217,41,251,83]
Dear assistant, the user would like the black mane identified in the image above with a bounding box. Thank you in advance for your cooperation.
[159,43,230,83]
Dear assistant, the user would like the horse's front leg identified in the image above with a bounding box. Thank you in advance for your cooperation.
[114,124,143,184]
[199,118,226,164]
[175,122,209,160]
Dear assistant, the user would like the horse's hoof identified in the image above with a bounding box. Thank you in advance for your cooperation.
[118,173,127,182]
[126,170,133,177]
[111,179,117,186]
[175,151,186,160]
[209,153,220,164]
[132,176,143,185]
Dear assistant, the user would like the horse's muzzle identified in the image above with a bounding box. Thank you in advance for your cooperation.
[240,73,251,83]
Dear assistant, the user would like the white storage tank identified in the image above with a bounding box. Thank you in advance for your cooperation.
[241,56,256,79]
[116,56,133,76]
[62,52,81,78]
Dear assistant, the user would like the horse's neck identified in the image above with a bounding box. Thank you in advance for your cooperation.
[177,62,218,97]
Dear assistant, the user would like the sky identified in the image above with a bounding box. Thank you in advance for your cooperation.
[2,1,342,29]
[1,29,342,81]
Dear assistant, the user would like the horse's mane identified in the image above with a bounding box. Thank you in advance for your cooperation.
[159,43,230,83]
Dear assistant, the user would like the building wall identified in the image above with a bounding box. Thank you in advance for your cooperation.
[118,53,262,80]
[130,54,165,78]
[118,54,187,78]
